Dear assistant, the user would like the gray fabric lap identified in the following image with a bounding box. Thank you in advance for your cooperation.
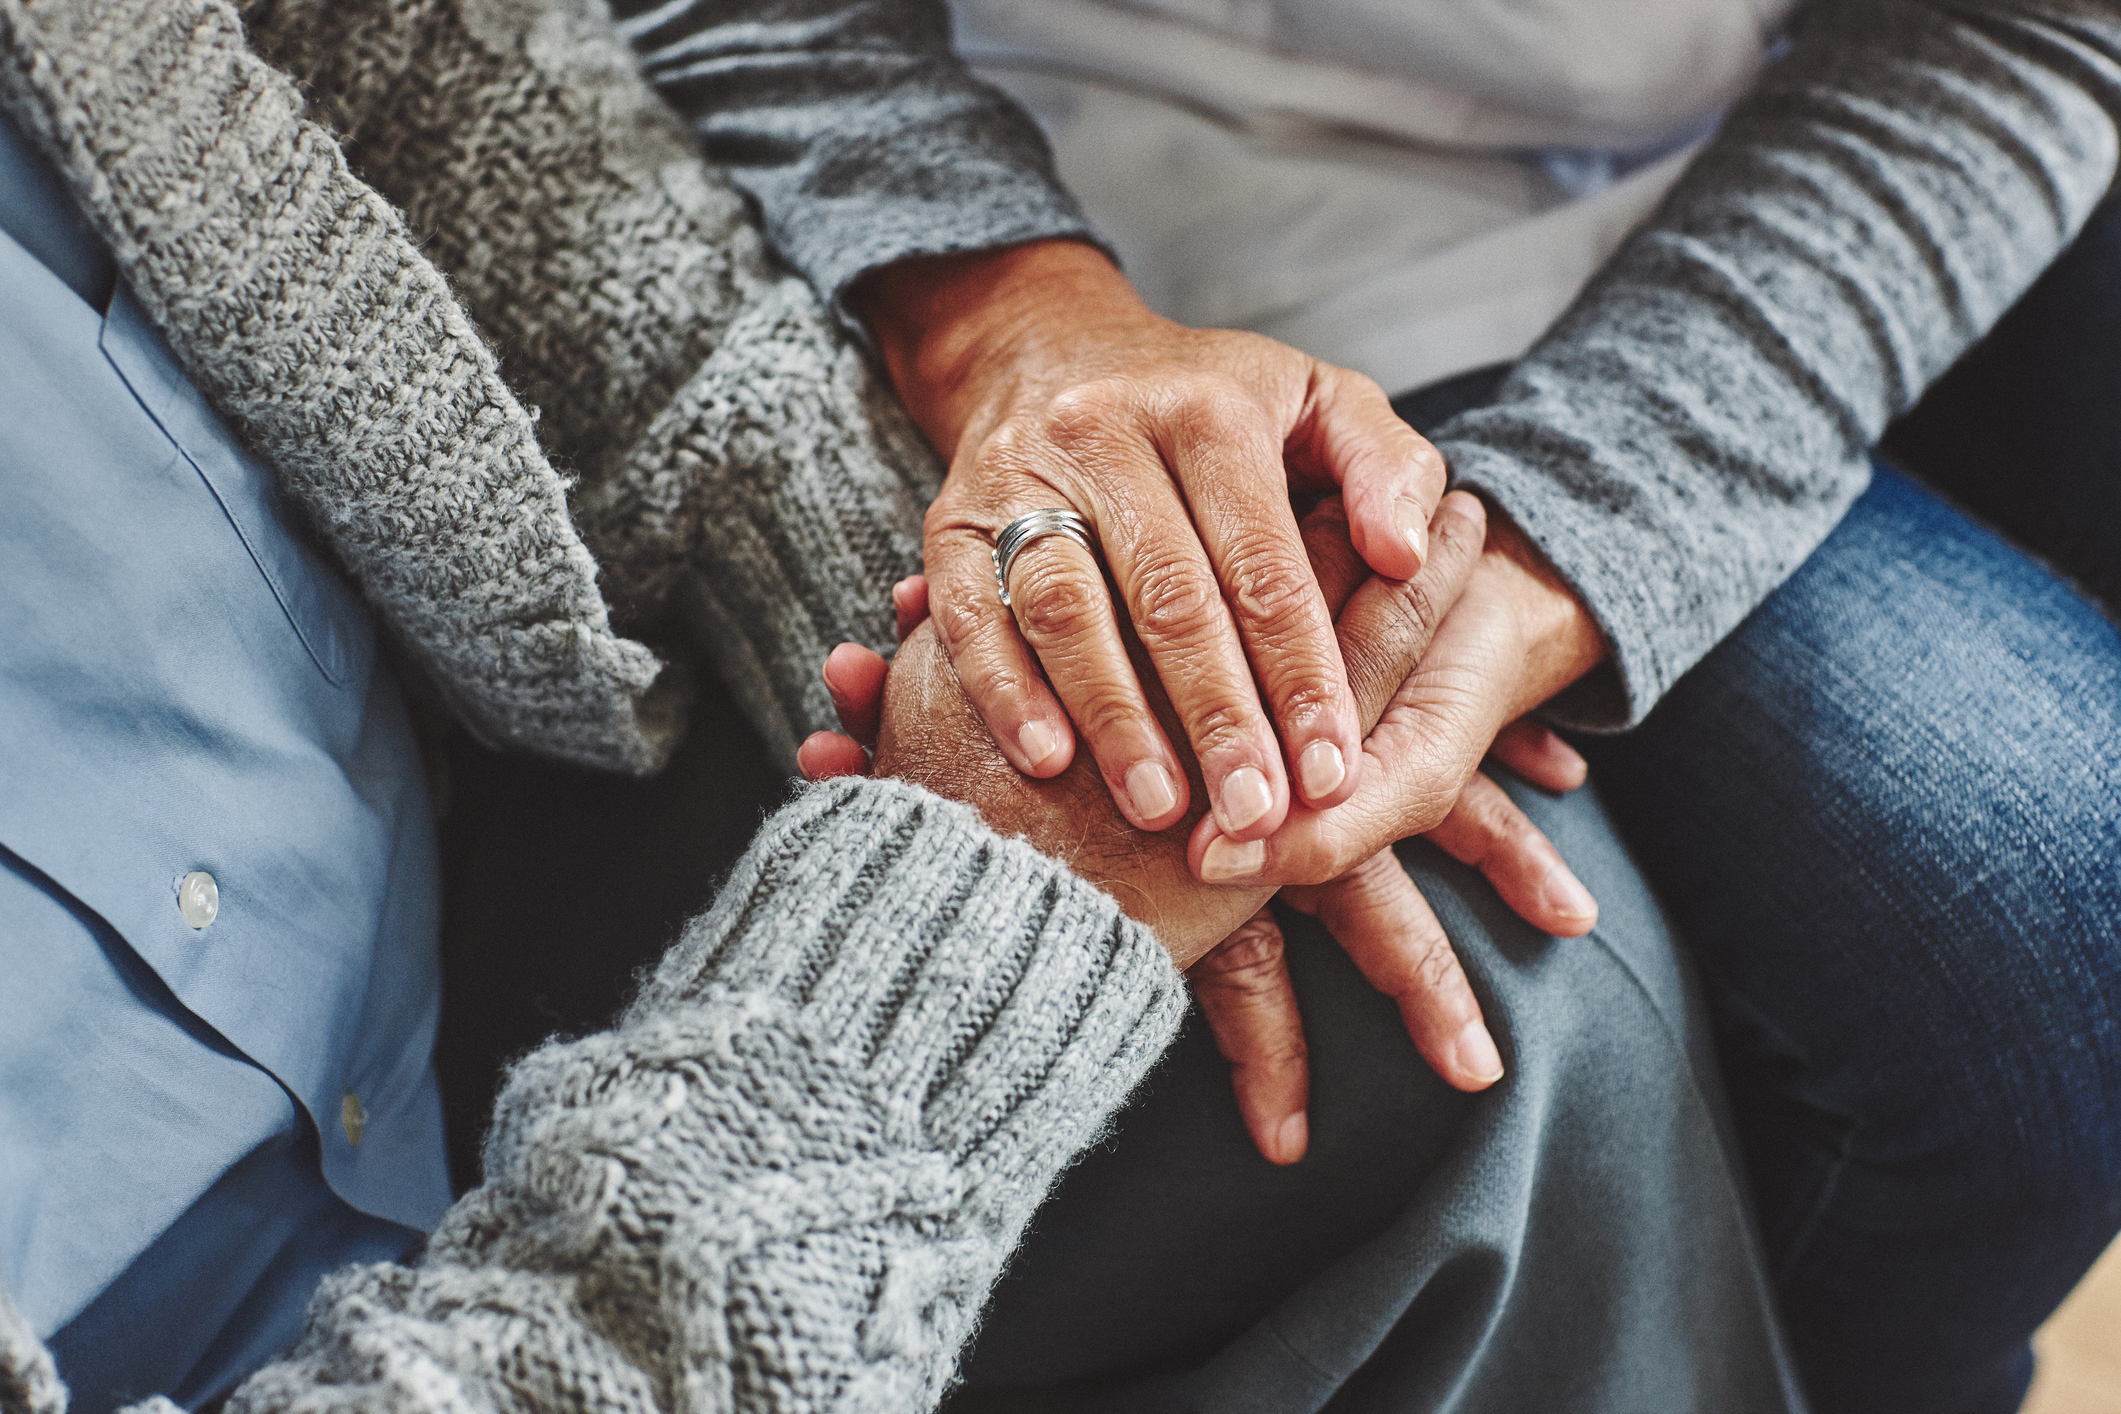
[961,775,1801,1414]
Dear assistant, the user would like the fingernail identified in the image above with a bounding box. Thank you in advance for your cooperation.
[1542,861,1597,923]
[1274,1112,1308,1165]
[1297,740,1345,801]
[1395,498,1428,567]
[1200,835,1266,882]
[1455,1022,1505,1085]
[1126,760,1179,821]
[1016,720,1062,770]
[1219,765,1273,831]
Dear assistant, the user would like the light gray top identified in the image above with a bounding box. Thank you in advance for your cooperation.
[625,0,2121,727]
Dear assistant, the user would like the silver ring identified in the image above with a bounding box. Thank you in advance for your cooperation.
[993,508,1096,607]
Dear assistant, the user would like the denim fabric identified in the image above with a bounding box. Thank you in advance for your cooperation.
[1573,199,2121,1414]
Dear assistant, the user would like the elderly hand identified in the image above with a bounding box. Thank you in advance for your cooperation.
[799,495,1600,1164]
[1182,511,1610,897]
[853,240,1446,843]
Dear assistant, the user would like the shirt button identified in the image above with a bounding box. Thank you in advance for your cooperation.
[177,871,219,929]
[342,1092,366,1148]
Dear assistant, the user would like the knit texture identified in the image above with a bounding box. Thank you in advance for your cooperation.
[614,0,1104,325]
[1436,0,2121,727]
[0,0,668,772]
[0,0,941,772]
[610,0,2121,733]
[245,0,945,763]
[0,4,1185,1408]
[0,1292,61,1414]
[207,778,1184,1414]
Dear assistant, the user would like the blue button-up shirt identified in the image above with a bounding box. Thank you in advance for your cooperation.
[0,112,452,1410]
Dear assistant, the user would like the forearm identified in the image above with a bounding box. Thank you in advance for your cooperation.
[1440,0,2121,727]
[617,0,1102,317]
[224,778,1185,1413]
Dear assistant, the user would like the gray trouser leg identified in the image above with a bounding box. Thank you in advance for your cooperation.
[959,775,1808,1414]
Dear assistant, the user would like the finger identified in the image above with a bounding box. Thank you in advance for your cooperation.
[822,642,889,747]
[1187,492,1490,888]
[893,575,931,643]
[998,521,1205,830]
[798,731,871,781]
[1289,850,1503,1092]
[1489,717,1587,793]
[1155,396,1363,813]
[924,521,1081,781]
[1427,772,1597,936]
[1060,463,1294,839]
[1286,364,1450,581]
[1190,908,1310,1165]
[1296,495,1369,618]
[1336,491,1488,723]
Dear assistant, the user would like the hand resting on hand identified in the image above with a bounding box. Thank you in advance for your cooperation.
[801,494,1600,1163]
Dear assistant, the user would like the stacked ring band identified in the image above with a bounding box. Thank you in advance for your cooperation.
[992,508,1097,607]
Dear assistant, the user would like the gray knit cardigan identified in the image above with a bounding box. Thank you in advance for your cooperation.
[0,0,1186,1409]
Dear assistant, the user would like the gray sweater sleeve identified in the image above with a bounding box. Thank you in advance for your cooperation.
[611,0,1102,315]
[212,777,1187,1414]
[1439,0,2121,728]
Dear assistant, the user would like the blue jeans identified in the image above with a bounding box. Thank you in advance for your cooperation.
[1575,198,2121,1414]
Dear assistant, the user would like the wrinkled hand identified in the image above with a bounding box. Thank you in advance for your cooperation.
[799,497,1599,1164]
[855,241,1445,842]
[1182,511,1609,898]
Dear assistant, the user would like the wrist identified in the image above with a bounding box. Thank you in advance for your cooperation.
[850,239,1145,456]
[1480,510,1607,718]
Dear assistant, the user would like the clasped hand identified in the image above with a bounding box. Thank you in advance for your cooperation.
[803,493,1600,1164]
[819,241,1609,1163]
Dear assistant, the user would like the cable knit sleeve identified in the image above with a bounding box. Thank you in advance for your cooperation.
[1437,0,2121,729]
[612,0,1104,321]
[214,778,1186,1414]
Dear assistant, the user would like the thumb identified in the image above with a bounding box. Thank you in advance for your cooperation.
[1288,363,1449,582]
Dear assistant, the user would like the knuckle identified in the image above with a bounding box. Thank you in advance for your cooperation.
[1273,678,1345,731]
[1013,561,1103,642]
[1174,383,1257,445]
[931,594,986,656]
[978,415,1048,468]
[1131,562,1224,643]
[1244,1034,1310,1070]
[1183,700,1259,764]
[1393,579,1445,641]
[1346,368,1390,404]
[1199,927,1288,992]
[1407,438,1448,488]
[1226,547,1317,633]
[1410,936,1462,997]
[1496,808,1543,857]
[1044,380,1136,444]
[1062,681,1150,747]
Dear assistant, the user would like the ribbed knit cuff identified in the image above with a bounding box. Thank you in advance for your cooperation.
[636,776,1187,1202]
[0,1287,65,1414]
